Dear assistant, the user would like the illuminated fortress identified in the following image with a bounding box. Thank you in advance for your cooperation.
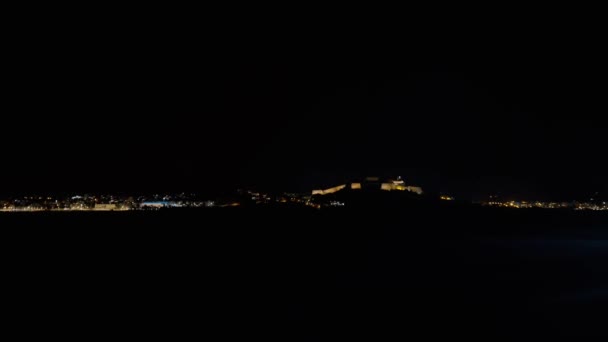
[312,176,423,196]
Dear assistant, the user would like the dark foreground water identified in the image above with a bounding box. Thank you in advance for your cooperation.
[2,206,607,340]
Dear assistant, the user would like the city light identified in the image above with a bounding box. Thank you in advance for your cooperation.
[1,181,606,212]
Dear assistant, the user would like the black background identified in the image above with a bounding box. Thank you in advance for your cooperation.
[3,10,606,200]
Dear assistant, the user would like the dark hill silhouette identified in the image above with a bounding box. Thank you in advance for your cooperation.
[313,186,445,209]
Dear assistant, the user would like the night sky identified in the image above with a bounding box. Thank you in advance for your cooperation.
[3,21,606,200]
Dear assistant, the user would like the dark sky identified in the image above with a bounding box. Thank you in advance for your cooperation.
[3,18,606,200]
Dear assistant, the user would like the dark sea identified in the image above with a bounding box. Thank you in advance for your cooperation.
[2,206,607,340]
